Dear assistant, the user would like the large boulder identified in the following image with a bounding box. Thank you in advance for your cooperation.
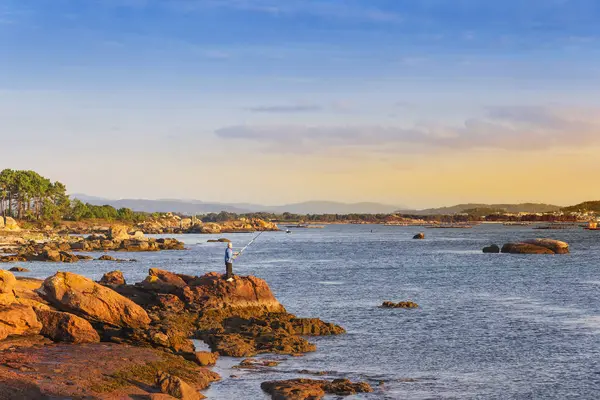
[155,371,205,400]
[37,272,151,329]
[181,273,286,315]
[0,304,42,340]
[0,270,16,306]
[149,268,187,287]
[99,270,126,286]
[193,351,219,367]
[34,308,100,344]
[501,243,554,255]
[523,239,569,254]
[109,225,130,241]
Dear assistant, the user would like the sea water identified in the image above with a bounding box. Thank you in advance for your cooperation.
[19,224,600,399]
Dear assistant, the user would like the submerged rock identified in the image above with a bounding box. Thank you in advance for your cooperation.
[381,301,419,309]
[9,267,30,272]
[483,244,500,253]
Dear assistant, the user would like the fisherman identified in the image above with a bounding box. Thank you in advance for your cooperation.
[224,242,236,281]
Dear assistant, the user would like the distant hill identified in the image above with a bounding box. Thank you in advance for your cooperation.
[257,201,401,214]
[71,195,403,215]
[562,200,600,213]
[399,203,561,215]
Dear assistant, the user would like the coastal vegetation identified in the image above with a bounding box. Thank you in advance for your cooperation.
[0,169,148,223]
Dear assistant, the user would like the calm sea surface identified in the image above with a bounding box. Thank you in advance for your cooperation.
[18,224,600,399]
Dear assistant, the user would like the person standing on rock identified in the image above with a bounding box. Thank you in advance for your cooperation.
[224,242,237,281]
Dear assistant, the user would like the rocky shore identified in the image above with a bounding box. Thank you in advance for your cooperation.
[1,225,184,263]
[0,267,353,399]
[55,214,280,235]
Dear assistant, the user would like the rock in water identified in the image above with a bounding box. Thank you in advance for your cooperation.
[381,301,419,309]
[193,351,219,367]
[261,378,373,399]
[483,244,500,253]
[37,272,151,328]
[0,269,17,306]
[0,304,42,340]
[155,371,205,400]
[99,270,126,286]
[413,233,425,240]
[34,308,100,343]
[501,243,554,255]
[9,267,30,272]
[522,239,569,254]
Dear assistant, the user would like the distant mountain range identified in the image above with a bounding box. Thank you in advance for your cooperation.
[71,195,564,215]
[398,203,562,215]
[71,195,403,215]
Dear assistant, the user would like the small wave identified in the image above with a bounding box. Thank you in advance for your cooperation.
[317,281,345,285]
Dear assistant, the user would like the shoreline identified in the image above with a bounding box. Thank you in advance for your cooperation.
[0,268,372,399]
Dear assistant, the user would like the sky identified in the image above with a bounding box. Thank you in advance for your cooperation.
[2,0,600,208]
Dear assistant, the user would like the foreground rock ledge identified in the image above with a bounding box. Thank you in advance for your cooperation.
[0,343,218,400]
[0,268,345,398]
[261,378,373,400]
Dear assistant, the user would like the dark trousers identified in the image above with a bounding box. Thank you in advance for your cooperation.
[225,262,233,279]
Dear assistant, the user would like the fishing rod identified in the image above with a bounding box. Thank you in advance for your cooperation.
[233,230,264,260]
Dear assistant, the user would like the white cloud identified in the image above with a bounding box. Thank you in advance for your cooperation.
[215,106,600,153]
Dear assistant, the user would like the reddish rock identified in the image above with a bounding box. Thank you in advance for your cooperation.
[99,270,126,286]
[182,273,286,315]
[261,378,373,399]
[34,308,100,344]
[0,270,16,306]
[155,371,205,400]
[157,294,185,312]
[0,343,219,399]
[149,268,187,288]
[38,272,151,329]
[193,351,219,367]
[501,243,554,254]
[523,239,569,254]
[0,304,42,340]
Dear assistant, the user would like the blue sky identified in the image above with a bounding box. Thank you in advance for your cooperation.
[2,0,600,206]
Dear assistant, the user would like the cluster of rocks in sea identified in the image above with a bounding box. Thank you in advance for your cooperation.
[483,239,569,255]
[0,225,184,263]
[0,267,366,398]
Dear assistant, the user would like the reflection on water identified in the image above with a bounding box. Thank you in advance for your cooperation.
[17,224,600,399]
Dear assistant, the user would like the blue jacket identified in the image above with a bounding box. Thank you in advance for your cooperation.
[225,248,233,263]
